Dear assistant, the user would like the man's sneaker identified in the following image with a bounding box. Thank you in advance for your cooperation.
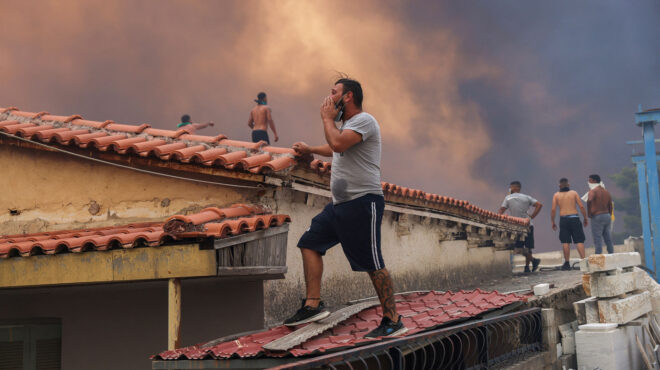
[561,261,571,271]
[364,315,408,338]
[523,266,531,273]
[532,258,541,272]
[283,300,330,326]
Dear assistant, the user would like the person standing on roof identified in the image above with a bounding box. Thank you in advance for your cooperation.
[586,174,614,254]
[289,78,406,338]
[177,114,214,134]
[248,92,278,144]
[499,181,543,273]
[551,178,588,270]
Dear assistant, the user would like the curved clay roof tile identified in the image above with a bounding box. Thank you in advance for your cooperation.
[129,139,167,154]
[259,156,297,173]
[171,145,207,161]
[16,125,54,138]
[89,134,128,149]
[73,132,108,145]
[1,122,36,134]
[70,119,112,129]
[52,129,90,144]
[218,139,267,151]
[214,151,248,166]
[190,147,228,163]
[109,137,148,152]
[105,123,151,134]
[237,153,272,170]
[40,114,82,122]
[153,142,187,156]
[179,134,226,143]
[34,127,71,141]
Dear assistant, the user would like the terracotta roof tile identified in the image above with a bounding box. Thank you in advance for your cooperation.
[0,204,290,259]
[152,289,527,361]
[381,181,529,226]
[0,107,525,228]
[70,118,111,129]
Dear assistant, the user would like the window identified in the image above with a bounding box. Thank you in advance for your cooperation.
[0,319,61,370]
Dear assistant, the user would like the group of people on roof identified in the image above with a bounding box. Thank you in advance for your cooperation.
[499,176,614,272]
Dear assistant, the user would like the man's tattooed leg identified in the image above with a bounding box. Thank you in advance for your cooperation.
[368,268,398,321]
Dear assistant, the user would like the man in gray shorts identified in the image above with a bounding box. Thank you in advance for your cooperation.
[289,78,406,338]
[499,181,543,272]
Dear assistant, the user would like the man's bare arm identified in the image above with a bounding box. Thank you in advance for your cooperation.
[247,112,254,129]
[191,122,214,130]
[320,97,362,153]
[292,142,333,157]
[551,194,558,230]
[576,193,589,226]
[498,207,507,215]
[530,202,543,219]
[267,108,278,142]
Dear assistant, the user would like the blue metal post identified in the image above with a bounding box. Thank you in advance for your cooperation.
[634,157,654,272]
[635,108,660,281]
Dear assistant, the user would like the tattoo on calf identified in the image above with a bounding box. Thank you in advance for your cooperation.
[368,269,396,320]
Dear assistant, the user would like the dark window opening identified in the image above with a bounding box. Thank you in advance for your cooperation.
[0,319,61,370]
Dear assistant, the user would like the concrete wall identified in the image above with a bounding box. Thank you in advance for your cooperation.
[0,278,264,370]
[1,145,514,328]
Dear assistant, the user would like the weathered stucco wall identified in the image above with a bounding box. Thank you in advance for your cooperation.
[0,145,253,234]
[0,278,264,370]
[1,145,514,328]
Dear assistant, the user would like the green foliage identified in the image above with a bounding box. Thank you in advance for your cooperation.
[609,166,644,244]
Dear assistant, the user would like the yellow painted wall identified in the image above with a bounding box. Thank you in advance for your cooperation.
[0,244,216,288]
[0,145,256,235]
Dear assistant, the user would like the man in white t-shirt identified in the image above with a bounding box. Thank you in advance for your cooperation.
[499,181,543,272]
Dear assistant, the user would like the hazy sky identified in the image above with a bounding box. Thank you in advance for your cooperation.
[1,0,659,251]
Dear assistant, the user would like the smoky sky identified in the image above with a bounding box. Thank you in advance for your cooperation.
[1,0,659,251]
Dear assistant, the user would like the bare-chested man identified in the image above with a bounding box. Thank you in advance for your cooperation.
[248,92,278,144]
[551,178,589,270]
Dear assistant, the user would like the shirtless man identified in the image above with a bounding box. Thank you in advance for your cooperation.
[551,178,589,270]
[177,114,214,134]
[248,92,279,144]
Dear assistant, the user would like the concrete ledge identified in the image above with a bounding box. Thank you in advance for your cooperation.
[597,291,651,324]
[584,252,641,273]
[589,268,640,298]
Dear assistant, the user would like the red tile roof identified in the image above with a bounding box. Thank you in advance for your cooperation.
[381,182,530,226]
[0,106,525,228]
[0,107,327,176]
[0,204,290,258]
[153,289,526,360]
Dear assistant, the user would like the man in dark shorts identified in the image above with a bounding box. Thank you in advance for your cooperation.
[498,181,543,273]
[551,178,588,270]
[289,78,406,338]
[248,92,279,144]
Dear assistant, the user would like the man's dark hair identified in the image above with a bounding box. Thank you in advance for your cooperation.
[335,78,363,109]
[181,114,191,123]
[257,92,267,101]
[510,181,521,187]
[559,178,569,184]
[589,174,601,183]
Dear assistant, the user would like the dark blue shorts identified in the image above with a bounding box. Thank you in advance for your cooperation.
[251,129,270,144]
[298,194,385,272]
